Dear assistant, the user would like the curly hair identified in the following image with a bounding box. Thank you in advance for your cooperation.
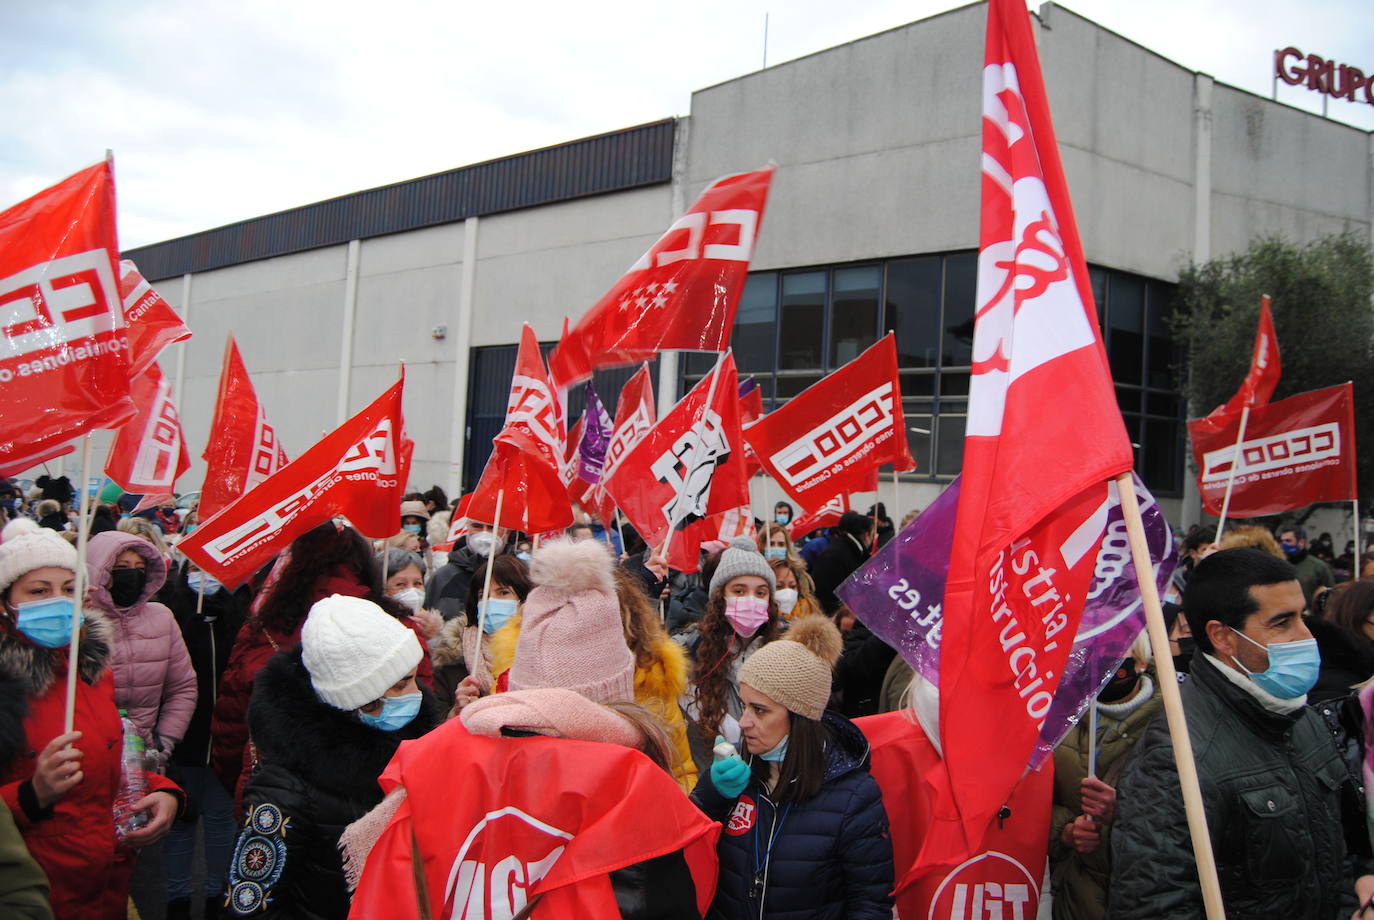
[690,585,779,742]
[253,521,398,636]
[614,568,670,672]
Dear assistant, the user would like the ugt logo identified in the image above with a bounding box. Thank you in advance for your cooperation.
[651,409,730,528]
[443,807,573,920]
[927,851,1037,920]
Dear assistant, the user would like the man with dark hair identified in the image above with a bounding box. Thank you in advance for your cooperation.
[1109,548,1350,918]
[809,511,873,615]
[1278,525,1334,610]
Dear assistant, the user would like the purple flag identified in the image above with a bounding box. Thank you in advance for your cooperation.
[577,384,613,484]
[839,472,1177,767]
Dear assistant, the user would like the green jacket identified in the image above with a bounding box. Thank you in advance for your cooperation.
[0,801,52,920]
[1109,654,1351,919]
[1049,677,1161,920]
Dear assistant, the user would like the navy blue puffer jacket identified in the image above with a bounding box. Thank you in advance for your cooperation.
[692,711,893,920]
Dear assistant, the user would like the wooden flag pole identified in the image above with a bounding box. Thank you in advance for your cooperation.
[1212,405,1251,541]
[891,464,900,532]
[65,434,95,734]
[1354,499,1362,563]
[475,488,505,638]
[1086,699,1098,779]
[1115,472,1225,919]
[195,576,205,615]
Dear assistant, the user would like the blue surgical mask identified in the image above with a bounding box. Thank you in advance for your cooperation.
[764,547,787,561]
[14,596,75,648]
[478,597,519,635]
[186,571,222,596]
[1280,542,1301,559]
[774,514,790,526]
[403,523,422,535]
[758,734,790,763]
[516,552,532,562]
[1230,628,1321,699]
[358,692,422,732]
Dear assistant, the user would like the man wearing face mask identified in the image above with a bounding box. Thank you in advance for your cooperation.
[423,519,508,621]
[1278,526,1334,612]
[1109,548,1351,919]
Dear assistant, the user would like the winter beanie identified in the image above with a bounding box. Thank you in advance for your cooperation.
[738,616,843,720]
[0,529,79,595]
[509,538,635,704]
[301,594,423,711]
[1,518,39,544]
[708,536,777,595]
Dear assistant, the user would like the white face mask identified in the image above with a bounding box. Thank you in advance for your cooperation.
[392,587,424,613]
[467,532,501,557]
[774,588,799,615]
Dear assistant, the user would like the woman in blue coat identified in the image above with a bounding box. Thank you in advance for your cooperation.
[690,616,893,919]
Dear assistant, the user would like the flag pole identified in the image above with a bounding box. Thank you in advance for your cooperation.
[891,464,900,532]
[1116,472,1225,919]
[476,488,505,638]
[196,576,205,615]
[1086,699,1098,779]
[1354,499,1362,563]
[762,474,771,534]
[1212,405,1251,540]
[381,544,390,587]
[656,350,729,564]
[65,434,95,734]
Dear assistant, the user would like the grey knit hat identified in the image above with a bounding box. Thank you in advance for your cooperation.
[709,536,776,595]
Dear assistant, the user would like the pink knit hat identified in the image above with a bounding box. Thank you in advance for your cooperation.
[508,538,635,704]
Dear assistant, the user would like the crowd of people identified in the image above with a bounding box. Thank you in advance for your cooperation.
[0,471,1371,919]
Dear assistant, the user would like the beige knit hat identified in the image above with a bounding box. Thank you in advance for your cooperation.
[738,616,844,720]
[0,529,79,596]
[301,595,423,711]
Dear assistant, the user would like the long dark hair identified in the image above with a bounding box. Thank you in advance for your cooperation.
[691,586,779,742]
[463,556,532,626]
[749,713,829,804]
[254,522,399,635]
[1326,580,1374,647]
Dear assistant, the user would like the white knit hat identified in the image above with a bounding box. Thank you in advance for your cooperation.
[0,530,79,596]
[301,595,423,711]
[1,518,39,544]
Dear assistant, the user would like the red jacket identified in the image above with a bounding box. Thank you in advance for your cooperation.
[0,612,181,920]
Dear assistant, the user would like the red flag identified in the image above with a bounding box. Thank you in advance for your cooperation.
[563,417,595,508]
[590,366,657,522]
[1211,295,1281,417]
[787,494,849,542]
[603,354,749,572]
[744,334,914,509]
[103,363,190,494]
[1189,383,1356,517]
[118,260,191,381]
[179,372,412,588]
[548,168,774,388]
[431,495,473,553]
[199,337,290,520]
[935,0,1134,862]
[0,158,135,465]
[0,442,76,479]
[468,325,572,535]
[738,378,766,478]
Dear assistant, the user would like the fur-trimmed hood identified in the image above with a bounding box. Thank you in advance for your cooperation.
[86,530,167,614]
[248,645,438,796]
[429,615,469,669]
[0,607,112,698]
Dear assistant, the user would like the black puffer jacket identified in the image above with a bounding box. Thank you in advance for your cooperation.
[226,647,438,919]
[691,711,893,920]
[1109,652,1352,919]
[808,535,866,616]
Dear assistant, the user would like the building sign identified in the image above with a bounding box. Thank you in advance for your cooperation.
[1275,48,1373,106]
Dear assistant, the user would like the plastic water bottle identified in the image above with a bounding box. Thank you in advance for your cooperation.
[113,710,149,838]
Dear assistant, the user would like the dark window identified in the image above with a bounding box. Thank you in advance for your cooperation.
[1107,274,1145,383]
[830,266,881,367]
[733,273,778,374]
[779,272,825,370]
[941,253,977,368]
[885,257,942,369]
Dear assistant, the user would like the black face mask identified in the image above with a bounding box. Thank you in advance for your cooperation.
[109,568,147,608]
[1097,659,1141,703]
[1172,636,1196,674]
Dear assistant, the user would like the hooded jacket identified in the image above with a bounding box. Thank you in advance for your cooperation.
[85,531,197,750]
[691,710,893,920]
[226,646,438,919]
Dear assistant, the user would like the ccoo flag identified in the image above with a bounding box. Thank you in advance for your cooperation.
[200,337,289,519]
[103,363,191,494]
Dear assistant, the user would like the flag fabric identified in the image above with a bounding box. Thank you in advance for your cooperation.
[602,354,749,573]
[787,494,849,542]
[548,167,774,388]
[738,377,766,477]
[467,325,572,535]
[936,0,1135,861]
[590,365,657,522]
[179,373,412,588]
[1189,383,1357,517]
[118,260,191,381]
[0,158,136,466]
[563,416,586,487]
[0,442,76,479]
[1211,295,1280,417]
[431,495,473,554]
[577,385,613,484]
[199,337,290,519]
[103,363,191,494]
[743,334,914,509]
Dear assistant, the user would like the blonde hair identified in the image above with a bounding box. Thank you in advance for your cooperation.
[1217,525,1284,559]
[117,516,168,557]
[756,523,802,565]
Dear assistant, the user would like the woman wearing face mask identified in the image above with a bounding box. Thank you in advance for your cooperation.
[755,523,802,566]
[680,538,781,774]
[161,560,252,919]
[226,595,438,919]
[431,555,531,711]
[398,500,430,552]
[85,530,198,772]
[378,548,441,642]
[0,529,185,920]
[768,556,820,624]
[691,616,894,919]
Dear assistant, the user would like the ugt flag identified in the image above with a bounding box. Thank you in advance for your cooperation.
[118,260,191,381]
[548,167,774,388]
[0,158,135,466]
[590,365,656,522]
[1189,382,1356,517]
[1210,294,1280,417]
[180,372,412,588]
[936,0,1135,861]
[743,333,914,509]
[200,337,289,519]
[104,363,191,495]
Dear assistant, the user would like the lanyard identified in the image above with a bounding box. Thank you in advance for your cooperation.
[750,794,793,904]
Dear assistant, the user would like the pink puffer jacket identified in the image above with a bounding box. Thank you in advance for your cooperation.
[85,530,197,750]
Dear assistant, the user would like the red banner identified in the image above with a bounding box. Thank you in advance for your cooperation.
[744,334,914,510]
[936,0,1135,862]
[179,373,412,588]
[103,363,190,494]
[788,493,849,542]
[590,365,657,522]
[118,260,191,381]
[0,158,135,466]
[603,354,749,572]
[199,337,290,520]
[1212,295,1280,417]
[0,442,76,479]
[1189,383,1357,517]
[548,167,774,388]
[468,325,572,535]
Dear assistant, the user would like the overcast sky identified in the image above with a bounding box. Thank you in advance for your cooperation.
[3,0,1370,250]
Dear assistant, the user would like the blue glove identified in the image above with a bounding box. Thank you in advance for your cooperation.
[711,755,750,799]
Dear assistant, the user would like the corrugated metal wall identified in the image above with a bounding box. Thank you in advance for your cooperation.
[124,119,677,282]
